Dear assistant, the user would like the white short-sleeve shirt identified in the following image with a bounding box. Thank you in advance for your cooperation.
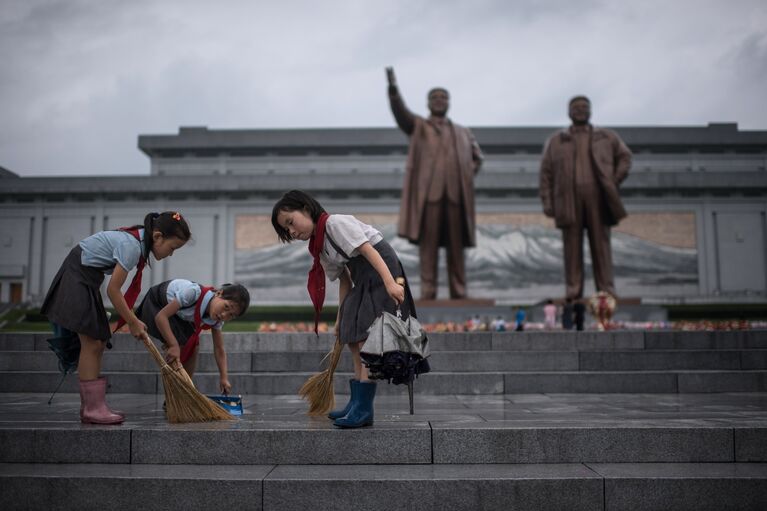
[320,215,383,281]
[165,279,223,329]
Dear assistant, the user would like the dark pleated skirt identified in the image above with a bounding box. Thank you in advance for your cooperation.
[338,240,417,344]
[40,246,111,341]
[135,281,195,348]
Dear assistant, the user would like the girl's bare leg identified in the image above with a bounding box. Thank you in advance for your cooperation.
[78,334,105,381]
[347,341,369,381]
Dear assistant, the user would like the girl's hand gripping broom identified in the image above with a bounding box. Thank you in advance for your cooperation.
[138,333,233,423]
[299,335,344,415]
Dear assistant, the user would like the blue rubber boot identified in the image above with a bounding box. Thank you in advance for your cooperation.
[328,379,358,420]
[333,380,376,428]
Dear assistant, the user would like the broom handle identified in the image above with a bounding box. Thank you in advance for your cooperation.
[138,333,166,367]
[139,333,197,385]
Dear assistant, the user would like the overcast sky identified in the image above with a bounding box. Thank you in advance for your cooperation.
[1,0,766,177]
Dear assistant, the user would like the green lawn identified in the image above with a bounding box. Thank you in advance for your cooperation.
[0,306,334,333]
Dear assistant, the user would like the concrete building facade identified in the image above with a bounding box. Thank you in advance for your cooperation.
[1,123,766,305]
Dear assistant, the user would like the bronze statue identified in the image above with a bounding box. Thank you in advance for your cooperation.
[386,67,483,300]
[539,96,632,300]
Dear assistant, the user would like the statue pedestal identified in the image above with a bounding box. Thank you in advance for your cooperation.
[415,298,495,308]
[414,298,498,325]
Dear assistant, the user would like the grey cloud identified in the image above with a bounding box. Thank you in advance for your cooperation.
[1,0,766,176]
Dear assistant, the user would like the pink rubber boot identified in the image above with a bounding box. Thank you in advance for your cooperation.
[80,377,124,421]
[79,378,124,425]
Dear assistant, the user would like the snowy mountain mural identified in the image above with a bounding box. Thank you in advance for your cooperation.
[235,223,698,303]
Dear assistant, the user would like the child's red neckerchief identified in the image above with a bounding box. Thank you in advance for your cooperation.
[180,286,216,364]
[307,212,329,334]
[113,227,147,333]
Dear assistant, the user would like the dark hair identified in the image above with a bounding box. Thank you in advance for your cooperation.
[569,95,591,106]
[219,283,250,317]
[128,211,192,265]
[271,190,326,243]
[427,87,449,99]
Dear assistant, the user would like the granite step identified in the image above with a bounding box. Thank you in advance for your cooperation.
[2,330,766,353]
[589,462,767,511]
[1,417,765,465]
[2,369,767,394]
[1,462,765,511]
[0,463,269,511]
[6,349,763,373]
[2,390,766,510]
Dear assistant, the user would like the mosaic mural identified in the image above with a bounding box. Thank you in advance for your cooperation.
[234,212,698,303]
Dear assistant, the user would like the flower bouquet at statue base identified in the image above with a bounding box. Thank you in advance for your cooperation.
[588,291,617,331]
[361,307,430,415]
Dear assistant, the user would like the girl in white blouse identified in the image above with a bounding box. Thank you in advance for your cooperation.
[272,190,417,428]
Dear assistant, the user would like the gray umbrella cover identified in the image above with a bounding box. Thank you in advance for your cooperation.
[361,311,430,358]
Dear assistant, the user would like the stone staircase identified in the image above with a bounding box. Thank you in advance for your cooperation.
[2,330,766,395]
[1,330,766,510]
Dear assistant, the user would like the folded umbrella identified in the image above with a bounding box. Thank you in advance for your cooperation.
[361,309,430,414]
[46,326,80,404]
[362,311,429,358]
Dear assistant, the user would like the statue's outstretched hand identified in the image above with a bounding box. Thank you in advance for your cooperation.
[385,67,397,87]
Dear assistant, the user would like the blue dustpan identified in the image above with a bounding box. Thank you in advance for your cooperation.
[207,394,243,415]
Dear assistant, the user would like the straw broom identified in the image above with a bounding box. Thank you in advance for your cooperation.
[299,335,344,415]
[300,278,405,415]
[139,334,233,423]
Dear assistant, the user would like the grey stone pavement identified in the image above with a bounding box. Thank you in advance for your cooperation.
[3,390,767,426]
[3,391,767,510]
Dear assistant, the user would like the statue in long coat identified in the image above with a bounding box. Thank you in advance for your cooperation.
[386,67,483,300]
[539,96,632,300]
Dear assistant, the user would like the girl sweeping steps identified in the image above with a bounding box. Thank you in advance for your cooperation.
[272,190,419,429]
[135,279,250,393]
[41,212,191,424]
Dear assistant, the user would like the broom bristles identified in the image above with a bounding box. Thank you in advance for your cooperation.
[299,336,344,416]
[140,334,233,423]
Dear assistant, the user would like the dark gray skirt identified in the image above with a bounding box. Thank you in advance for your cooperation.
[135,281,195,348]
[40,246,111,341]
[338,240,416,344]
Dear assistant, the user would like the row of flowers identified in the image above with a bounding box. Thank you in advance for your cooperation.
[255,319,767,333]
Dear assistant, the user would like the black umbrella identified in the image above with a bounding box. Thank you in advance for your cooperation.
[46,326,80,404]
[361,309,430,414]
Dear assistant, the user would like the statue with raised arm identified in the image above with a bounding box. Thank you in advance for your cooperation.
[386,66,483,300]
[539,96,632,301]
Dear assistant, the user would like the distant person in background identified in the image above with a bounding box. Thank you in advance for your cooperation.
[469,314,481,331]
[492,316,507,332]
[514,307,526,332]
[574,300,586,331]
[561,298,575,330]
[543,299,557,329]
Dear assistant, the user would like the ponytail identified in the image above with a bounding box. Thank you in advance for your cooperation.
[127,211,192,264]
[142,212,160,265]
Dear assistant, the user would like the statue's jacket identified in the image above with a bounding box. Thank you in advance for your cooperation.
[539,125,632,228]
